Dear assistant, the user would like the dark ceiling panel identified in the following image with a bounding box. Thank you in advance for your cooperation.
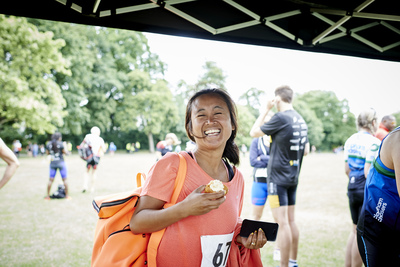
[1,0,400,62]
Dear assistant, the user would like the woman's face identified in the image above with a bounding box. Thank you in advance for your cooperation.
[189,93,234,151]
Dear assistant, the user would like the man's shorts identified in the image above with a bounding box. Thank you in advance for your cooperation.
[267,182,297,209]
[87,156,100,169]
[251,181,268,206]
[347,189,364,225]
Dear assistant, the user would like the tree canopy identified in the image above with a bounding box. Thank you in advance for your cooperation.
[0,15,70,135]
[1,15,383,153]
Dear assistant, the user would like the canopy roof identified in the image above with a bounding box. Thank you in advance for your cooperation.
[2,0,400,62]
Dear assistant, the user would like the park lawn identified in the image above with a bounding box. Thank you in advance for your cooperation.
[0,151,351,266]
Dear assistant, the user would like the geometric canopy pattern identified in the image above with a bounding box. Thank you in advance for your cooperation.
[2,0,400,62]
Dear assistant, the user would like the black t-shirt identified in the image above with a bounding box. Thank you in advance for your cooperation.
[47,141,64,168]
[260,110,308,186]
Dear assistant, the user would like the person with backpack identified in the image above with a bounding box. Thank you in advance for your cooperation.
[81,126,106,193]
[130,89,267,266]
[344,108,380,267]
[45,132,70,200]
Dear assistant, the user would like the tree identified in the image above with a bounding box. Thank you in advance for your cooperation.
[114,70,179,152]
[293,98,324,148]
[296,90,355,151]
[392,111,400,127]
[238,87,265,118]
[177,61,227,100]
[29,20,168,148]
[0,15,71,134]
[236,104,256,152]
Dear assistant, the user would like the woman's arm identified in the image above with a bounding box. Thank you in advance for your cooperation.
[380,131,400,196]
[249,139,260,167]
[364,162,372,178]
[0,138,20,190]
[345,162,350,177]
[388,133,400,197]
[130,186,226,234]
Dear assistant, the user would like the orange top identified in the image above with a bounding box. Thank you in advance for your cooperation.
[375,123,389,141]
[141,152,245,267]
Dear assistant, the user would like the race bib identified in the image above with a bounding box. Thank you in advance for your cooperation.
[200,232,234,267]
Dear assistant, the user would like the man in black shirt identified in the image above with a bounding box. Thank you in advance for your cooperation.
[250,85,309,267]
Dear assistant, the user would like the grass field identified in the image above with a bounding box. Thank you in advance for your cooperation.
[0,151,351,266]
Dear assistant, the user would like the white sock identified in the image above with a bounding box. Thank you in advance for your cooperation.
[289,259,297,267]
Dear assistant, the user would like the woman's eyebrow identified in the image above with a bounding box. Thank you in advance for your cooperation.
[194,105,224,114]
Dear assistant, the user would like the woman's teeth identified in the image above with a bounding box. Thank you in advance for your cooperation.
[205,129,220,135]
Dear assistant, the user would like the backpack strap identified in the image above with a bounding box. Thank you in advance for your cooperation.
[136,172,146,188]
[147,152,187,267]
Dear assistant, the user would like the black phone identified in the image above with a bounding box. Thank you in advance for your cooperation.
[239,219,279,242]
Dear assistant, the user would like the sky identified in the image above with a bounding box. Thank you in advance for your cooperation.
[144,32,400,120]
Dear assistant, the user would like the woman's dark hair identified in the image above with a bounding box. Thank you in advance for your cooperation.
[51,132,62,154]
[185,88,240,165]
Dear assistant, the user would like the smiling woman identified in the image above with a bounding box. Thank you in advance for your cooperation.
[129,88,267,267]
[185,89,239,167]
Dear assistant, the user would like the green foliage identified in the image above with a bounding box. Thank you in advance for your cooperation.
[296,91,356,151]
[25,19,173,150]
[236,105,256,148]
[0,15,70,134]
[293,99,324,148]
[177,61,227,100]
[238,87,265,118]
[1,17,362,153]
[392,111,400,127]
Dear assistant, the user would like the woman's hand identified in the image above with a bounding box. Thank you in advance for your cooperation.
[178,185,226,217]
[236,228,267,250]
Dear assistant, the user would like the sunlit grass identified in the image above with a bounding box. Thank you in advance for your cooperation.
[0,151,350,266]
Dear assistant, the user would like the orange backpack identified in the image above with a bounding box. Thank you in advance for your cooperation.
[91,153,187,266]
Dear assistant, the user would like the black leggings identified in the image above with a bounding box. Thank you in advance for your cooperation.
[357,232,400,266]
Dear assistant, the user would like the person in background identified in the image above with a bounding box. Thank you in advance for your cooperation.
[32,143,39,157]
[357,126,400,266]
[135,141,141,152]
[0,138,20,190]
[249,113,281,262]
[66,141,73,155]
[81,126,106,193]
[250,85,309,267]
[12,140,22,158]
[185,140,196,152]
[155,133,181,161]
[130,88,267,266]
[241,144,248,157]
[375,115,396,141]
[130,143,135,153]
[39,144,46,156]
[249,113,273,221]
[45,132,70,199]
[343,108,380,267]
[126,142,131,153]
[26,142,33,157]
[109,142,117,156]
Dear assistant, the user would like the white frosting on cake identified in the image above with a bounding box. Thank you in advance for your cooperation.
[209,180,224,192]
